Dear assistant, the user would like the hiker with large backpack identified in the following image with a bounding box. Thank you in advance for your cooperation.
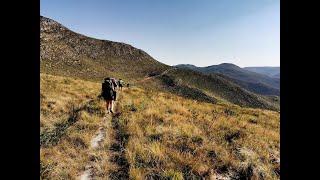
[101,77,116,114]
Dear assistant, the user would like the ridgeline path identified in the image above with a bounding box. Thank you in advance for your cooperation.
[138,67,177,83]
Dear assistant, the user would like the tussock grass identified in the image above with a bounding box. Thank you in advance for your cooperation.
[40,73,279,179]
[40,73,100,132]
[119,87,279,179]
[40,73,113,179]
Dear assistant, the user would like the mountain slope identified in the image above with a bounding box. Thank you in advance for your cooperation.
[244,66,280,77]
[40,16,169,81]
[176,63,280,96]
[156,68,279,110]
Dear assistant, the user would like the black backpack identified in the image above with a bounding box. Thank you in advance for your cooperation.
[102,80,113,92]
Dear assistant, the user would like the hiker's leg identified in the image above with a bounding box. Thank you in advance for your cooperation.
[105,100,109,113]
[109,100,112,110]
[110,100,114,113]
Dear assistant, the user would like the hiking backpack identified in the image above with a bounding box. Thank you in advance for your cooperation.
[102,79,113,92]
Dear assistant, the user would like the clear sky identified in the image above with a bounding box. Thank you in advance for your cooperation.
[41,0,280,67]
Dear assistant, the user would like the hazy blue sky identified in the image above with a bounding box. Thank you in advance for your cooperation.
[41,0,280,67]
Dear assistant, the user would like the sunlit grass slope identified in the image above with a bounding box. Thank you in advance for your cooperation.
[40,74,114,179]
[40,73,279,179]
[115,86,279,179]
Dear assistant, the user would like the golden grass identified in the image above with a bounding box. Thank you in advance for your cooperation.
[40,73,113,179]
[40,73,279,179]
[40,73,100,132]
[118,87,280,179]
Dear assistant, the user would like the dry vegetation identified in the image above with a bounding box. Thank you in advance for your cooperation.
[40,73,99,132]
[40,73,279,179]
[119,87,280,179]
[40,74,115,179]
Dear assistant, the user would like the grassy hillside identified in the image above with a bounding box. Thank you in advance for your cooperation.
[40,16,169,82]
[40,73,280,179]
[40,74,113,179]
[216,73,280,98]
[150,68,279,111]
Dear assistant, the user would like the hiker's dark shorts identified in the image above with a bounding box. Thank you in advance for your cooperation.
[102,90,114,101]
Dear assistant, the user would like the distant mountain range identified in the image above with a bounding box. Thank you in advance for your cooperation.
[176,63,280,96]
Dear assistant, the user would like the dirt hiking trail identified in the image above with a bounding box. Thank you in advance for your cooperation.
[79,91,129,180]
